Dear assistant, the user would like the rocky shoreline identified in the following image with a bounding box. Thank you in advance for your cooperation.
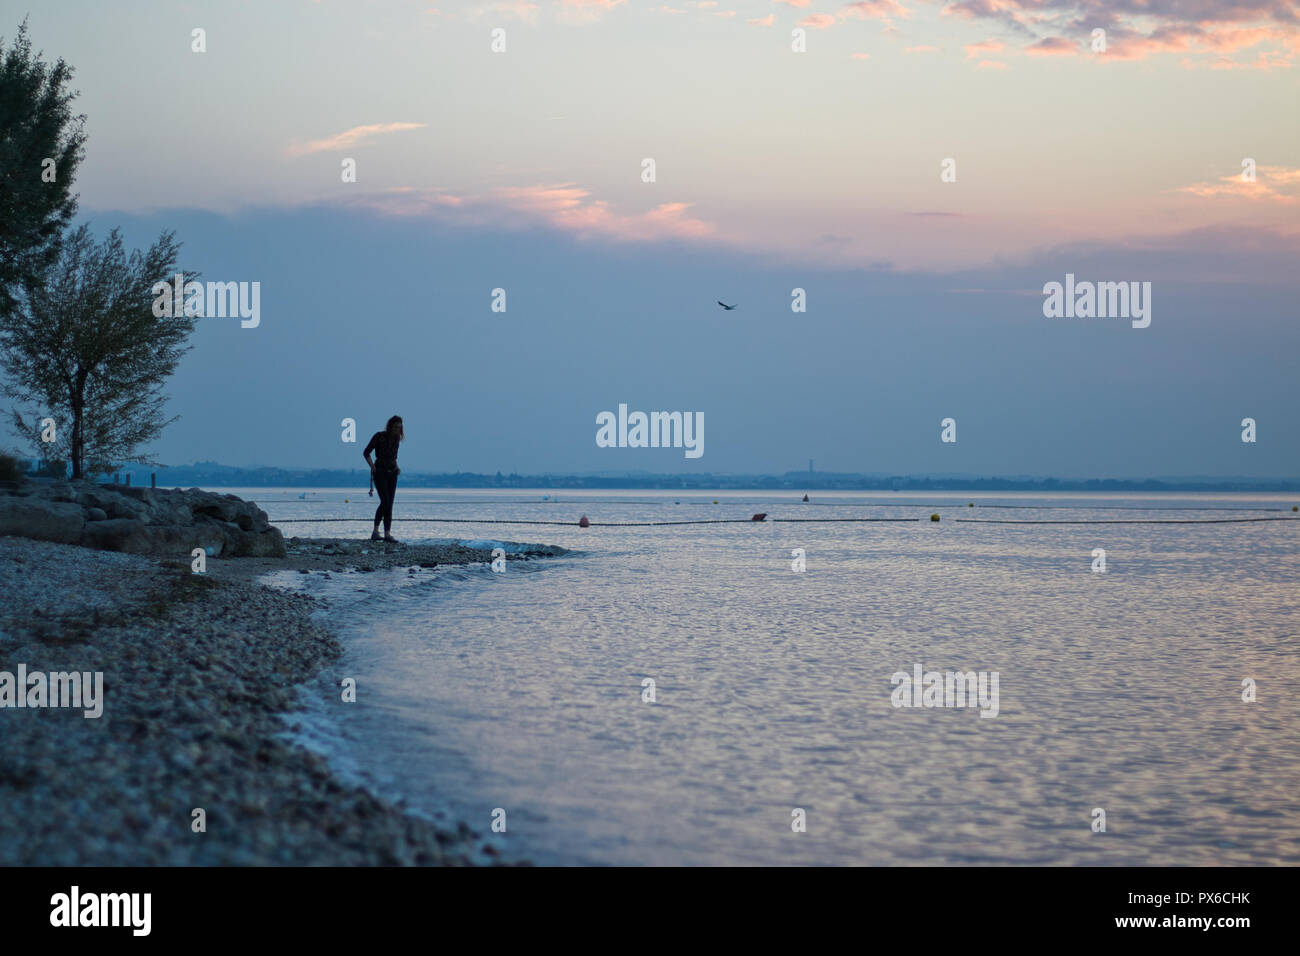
[0,478,287,557]
[0,482,564,865]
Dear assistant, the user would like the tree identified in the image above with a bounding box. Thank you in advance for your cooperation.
[0,19,86,321]
[1,225,196,479]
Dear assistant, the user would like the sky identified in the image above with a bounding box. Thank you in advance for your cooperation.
[1,0,1298,477]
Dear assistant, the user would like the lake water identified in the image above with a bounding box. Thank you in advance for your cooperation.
[229,488,1300,865]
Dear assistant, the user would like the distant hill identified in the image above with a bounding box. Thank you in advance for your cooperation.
[78,461,1300,493]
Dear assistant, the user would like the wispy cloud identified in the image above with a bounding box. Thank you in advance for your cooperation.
[800,13,837,28]
[964,38,1003,58]
[1178,166,1300,205]
[361,183,718,243]
[1024,36,1077,56]
[288,122,426,157]
[839,0,909,20]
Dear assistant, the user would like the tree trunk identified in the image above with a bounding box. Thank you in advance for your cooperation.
[71,369,87,480]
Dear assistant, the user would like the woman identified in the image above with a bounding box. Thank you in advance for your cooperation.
[363,415,404,542]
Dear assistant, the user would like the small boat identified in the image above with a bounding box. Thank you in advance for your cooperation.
[751,513,767,522]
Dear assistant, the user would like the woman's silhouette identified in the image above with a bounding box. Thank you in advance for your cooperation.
[363,415,404,542]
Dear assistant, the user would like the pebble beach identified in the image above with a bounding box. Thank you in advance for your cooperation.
[0,524,562,866]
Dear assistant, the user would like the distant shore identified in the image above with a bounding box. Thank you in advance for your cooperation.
[0,524,562,865]
[86,465,1300,494]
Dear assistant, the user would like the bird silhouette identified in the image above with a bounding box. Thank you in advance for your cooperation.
[717,301,737,310]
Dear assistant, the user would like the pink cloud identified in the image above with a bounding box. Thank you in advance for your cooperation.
[839,0,910,20]
[1199,27,1276,53]
[1178,166,1300,205]
[494,1,540,21]
[288,122,426,157]
[748,13,775,25]
[363,184,718,243]
[964,38,1003,58]
[851,51,872,59]
[800,13,837,28]
[940,0,1299,67]
[1024,36,1077,56]
[977,59,1008,69]
[776,0,812,7]
[904,44,939,53]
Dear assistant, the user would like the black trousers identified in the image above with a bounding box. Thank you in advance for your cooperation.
[373,469,398,533]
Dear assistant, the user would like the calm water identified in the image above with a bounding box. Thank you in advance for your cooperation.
[231,488,1300,865]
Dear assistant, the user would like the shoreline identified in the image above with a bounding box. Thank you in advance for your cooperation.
[0,532,563,865]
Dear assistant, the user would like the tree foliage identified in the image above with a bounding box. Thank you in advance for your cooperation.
[1,225,196,478]
[0,18,86,320]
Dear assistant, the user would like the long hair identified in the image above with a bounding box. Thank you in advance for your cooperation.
[386,415,404,442]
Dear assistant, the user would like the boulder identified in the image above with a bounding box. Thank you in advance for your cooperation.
[45,482,80,503]
[86,507,108,522]
[227,525,285,558]
[80,518,154,553]
[150,524,228,558]
[105,497,147,520]
[0,496,85,544]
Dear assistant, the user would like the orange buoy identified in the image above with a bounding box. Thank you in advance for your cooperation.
[578,515,590,527]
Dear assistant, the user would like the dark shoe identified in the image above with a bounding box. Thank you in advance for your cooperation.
[383,535,400,544]
[370,530,382,541]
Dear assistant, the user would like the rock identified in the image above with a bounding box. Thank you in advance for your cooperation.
[105,497,147,520]
[86,507,108,522]
[80,518,154,553]
[119,486,156,504]
[224,526,285,558]
[151,524,228,557]
[45,482,78,503]
[0,496,85,544]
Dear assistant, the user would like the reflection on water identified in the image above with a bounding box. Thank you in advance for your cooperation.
[253,490,1300,865]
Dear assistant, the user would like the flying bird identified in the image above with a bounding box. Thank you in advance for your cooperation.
[717,301,737,310]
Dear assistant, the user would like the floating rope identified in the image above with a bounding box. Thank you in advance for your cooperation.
[268,516,919,526]
[269,515,1298,527]
[956,516,1298,525]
